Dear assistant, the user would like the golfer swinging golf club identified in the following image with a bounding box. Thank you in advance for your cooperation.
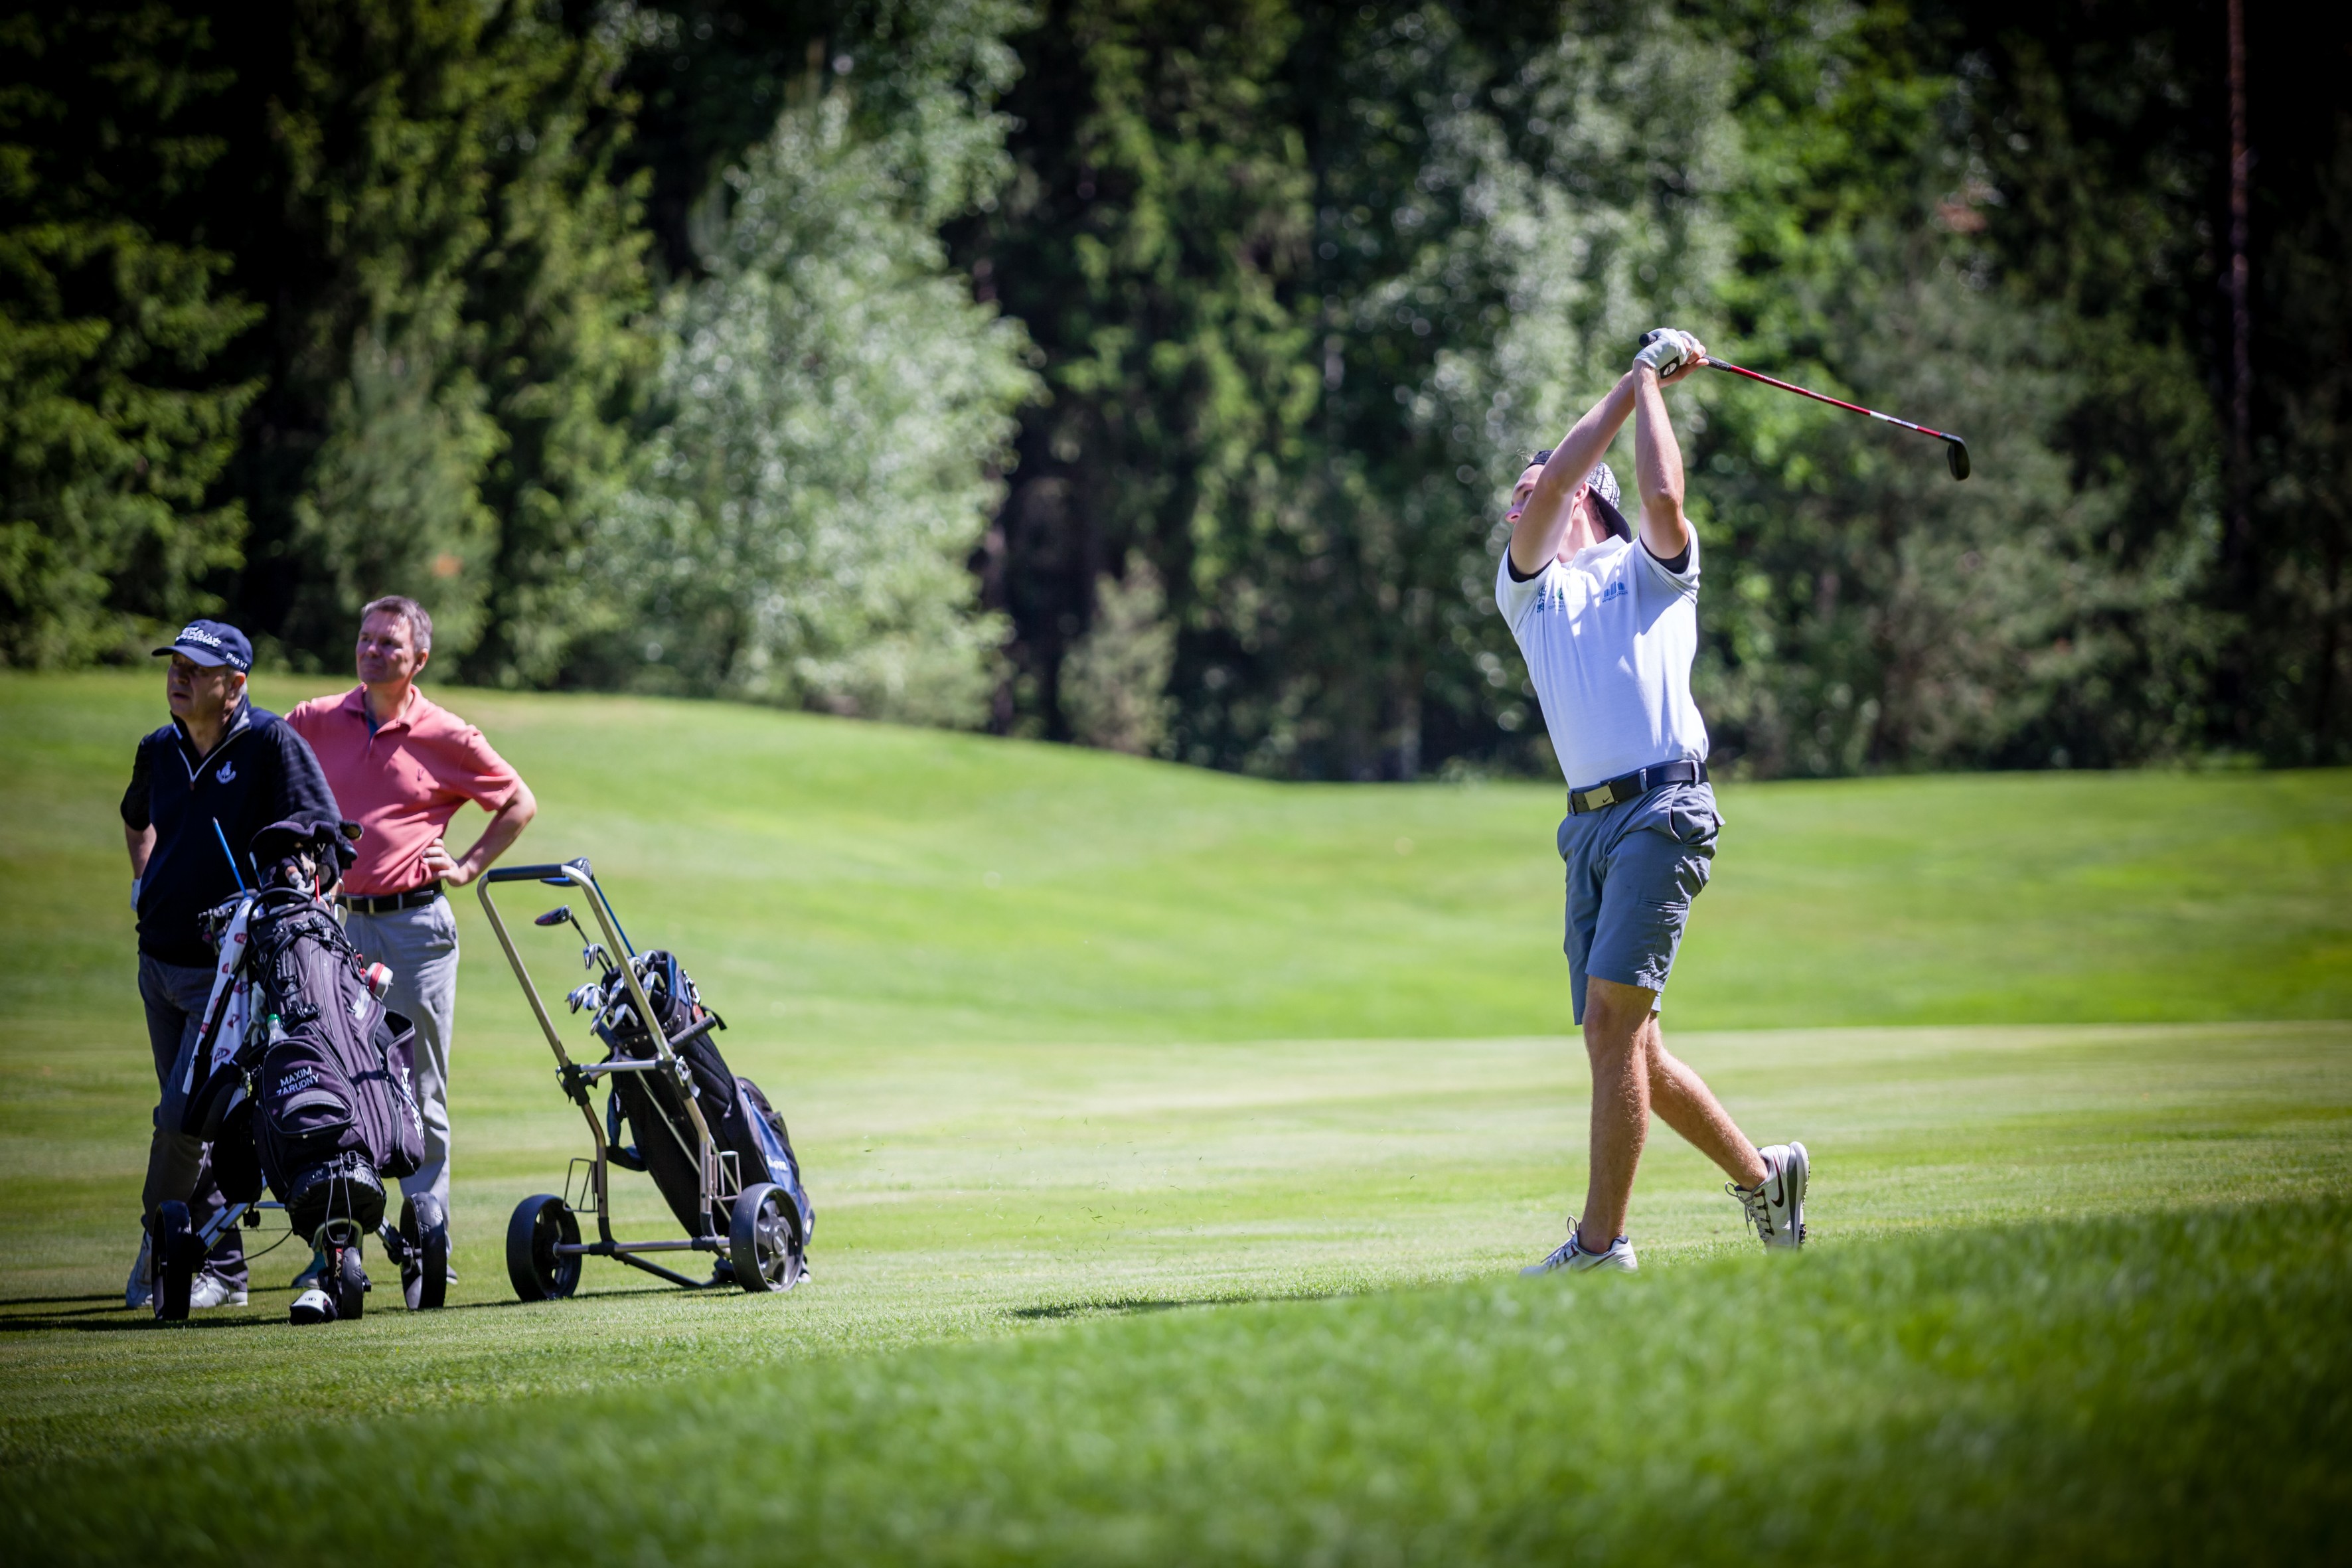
[1501,327,1805,1274]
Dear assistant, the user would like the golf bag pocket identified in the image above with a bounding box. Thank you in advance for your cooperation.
[257,1035,362,1176]
[212,1094,265,1208]
[732,1077,815,1247]
[362,1012,426,1179]
[255,1034,374,1233]
[253,1010,422,1233]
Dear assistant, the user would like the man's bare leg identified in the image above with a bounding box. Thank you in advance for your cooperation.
[1575,977,1655,1252]
[1578,977,1770,1251]
[1648,1034,1769,1190]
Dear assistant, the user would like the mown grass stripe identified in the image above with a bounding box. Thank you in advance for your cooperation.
[9,1202,2347,1565]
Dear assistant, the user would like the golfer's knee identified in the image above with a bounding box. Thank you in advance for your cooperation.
[1582,977,1655,1052]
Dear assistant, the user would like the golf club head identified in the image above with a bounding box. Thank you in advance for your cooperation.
[1946,439,1970,481]
[533,905,572,927]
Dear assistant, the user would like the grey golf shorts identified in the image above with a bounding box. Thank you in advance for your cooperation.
[1556,779,1721,1024]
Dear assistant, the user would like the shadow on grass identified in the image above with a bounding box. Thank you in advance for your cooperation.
[0,1280,722,1334]
[0,1293,123,1309]
[0,1310,276,1335]
[1010,1289,1343,1322]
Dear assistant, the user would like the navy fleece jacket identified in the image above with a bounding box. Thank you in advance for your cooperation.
[122,700,341,967]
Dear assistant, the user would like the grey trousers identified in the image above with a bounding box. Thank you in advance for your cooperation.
[343,897,461,1216]
[139,954,248,1286]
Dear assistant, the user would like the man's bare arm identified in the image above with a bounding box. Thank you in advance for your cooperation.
[126,822,154,879]
[1632,357,1699,562]
[424,781,538,889]
[1509,372,1641,576]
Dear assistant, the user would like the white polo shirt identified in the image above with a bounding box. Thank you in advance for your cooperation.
[1496,531,1707,789]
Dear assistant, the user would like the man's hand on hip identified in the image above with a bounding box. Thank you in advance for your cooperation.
[419,838,467,888]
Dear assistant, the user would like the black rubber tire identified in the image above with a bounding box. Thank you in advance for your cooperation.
[153,1201,196,1322]
[506,1194,581,1302]
[728,1182,803,1294]
[332,1243,368,1322]
[400,1195,449,1311]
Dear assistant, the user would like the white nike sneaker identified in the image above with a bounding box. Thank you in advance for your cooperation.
[187,1271,248,1310]
[1730,1142,1808,1249]
[1520,1229,1638,1275]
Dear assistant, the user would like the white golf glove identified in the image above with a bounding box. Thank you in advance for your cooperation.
[1633,328,1703,376]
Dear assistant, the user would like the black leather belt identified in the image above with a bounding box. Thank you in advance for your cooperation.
[339,881,443,915]
[1568,760,1708,815]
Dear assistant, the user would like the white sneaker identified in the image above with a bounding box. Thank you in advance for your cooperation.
[1731,1142,1808,1249]
[187,1271,248,1310]
[1520,1229,1638,1275]
[125,1233,153,1310]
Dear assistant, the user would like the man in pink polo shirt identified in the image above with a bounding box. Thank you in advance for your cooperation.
[286,595,537,1287]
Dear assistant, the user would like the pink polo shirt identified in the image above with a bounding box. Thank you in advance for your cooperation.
[285,687,524,897]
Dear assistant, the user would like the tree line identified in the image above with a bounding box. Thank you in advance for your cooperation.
[5,0,2345,777]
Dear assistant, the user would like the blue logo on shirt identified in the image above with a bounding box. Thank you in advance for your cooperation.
[1599,580,1628,605]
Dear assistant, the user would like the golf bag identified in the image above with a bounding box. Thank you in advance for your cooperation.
[597,951,815,1252]
[190,819,424,1244]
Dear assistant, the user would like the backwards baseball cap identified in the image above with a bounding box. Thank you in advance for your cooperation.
[153,619,253,672]
[1526,453,1630,539]
[1583,459,1621,512]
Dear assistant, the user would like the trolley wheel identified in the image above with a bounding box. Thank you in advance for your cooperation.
[507,1194,582,1302]
[400,1194,449,1311]
[153,1200,197,1322]
[331,1242,368,1322]
[728,1182,803,1294]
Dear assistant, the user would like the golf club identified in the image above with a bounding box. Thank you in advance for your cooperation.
[1646,335,1972,479]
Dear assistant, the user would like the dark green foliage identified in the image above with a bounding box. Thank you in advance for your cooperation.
[1678,1,2158,774]
[1910,0,2352,765]
[4,0,2341,771]
[593,94,1034,720]
[2258,119,2352,760]
[0,4,262,666]
[961,0,1323,759]
[204,0,654,681]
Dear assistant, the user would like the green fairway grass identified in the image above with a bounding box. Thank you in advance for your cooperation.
[10,1200,2349,1564]
[1,672,2347,1557]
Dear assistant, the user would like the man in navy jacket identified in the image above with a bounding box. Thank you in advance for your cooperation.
[121,621,340,1310]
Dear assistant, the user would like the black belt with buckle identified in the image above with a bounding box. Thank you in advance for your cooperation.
[339,881,444,915]
[1568,760,1709,816]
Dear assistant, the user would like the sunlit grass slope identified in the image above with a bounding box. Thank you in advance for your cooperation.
[6,672,2349,1047]
[5,1016,2348,1468]
[1,671,2347,1554]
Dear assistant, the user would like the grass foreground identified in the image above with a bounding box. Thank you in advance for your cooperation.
[1,672,2348,1559]
[11,1199,2350,1566]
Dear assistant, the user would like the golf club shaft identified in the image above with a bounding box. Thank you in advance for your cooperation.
[1701,358,1960,445]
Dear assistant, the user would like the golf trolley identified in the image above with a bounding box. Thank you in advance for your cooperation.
[479,859,812,1301]
[153,1189,447,1324]
[159,817,448,1326]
